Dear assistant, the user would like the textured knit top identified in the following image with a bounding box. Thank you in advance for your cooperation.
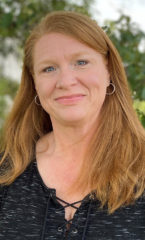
[0,160,145,240]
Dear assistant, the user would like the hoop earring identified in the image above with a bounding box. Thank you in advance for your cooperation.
[106,83,115,95]
[34,95,41,106]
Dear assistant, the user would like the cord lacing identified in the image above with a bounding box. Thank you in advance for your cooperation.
[81,198,93,240]
[41,194,51,240]
[55,196,84,231]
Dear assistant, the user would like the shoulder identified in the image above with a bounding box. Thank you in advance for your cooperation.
[0,161,37,208]
[0,152,8,202]
[117,193,145,215]
[0,151,6,194]
[0,150,4,180]
[0,152,36,194]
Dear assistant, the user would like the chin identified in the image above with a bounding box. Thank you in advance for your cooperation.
[48,106,90,125]
[56,112,88,124]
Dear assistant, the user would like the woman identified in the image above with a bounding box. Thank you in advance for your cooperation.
[0,11,145,240]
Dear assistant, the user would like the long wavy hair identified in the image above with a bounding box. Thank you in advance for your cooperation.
[1,11,145,213]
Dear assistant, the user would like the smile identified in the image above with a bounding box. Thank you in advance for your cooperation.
[55,94,86,104]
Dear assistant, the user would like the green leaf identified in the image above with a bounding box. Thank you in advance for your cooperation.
[0,12,13,28]
[141,87,145,100]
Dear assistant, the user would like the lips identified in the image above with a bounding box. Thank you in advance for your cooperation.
[55,94,85,100]
[54,94,86,105]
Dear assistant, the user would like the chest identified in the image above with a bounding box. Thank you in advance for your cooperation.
[36,154,88,222]
[1,172,145,240]
[55,195,83,228]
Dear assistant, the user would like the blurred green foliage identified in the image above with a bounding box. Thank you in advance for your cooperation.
[0,0,145,129]
[0,0,93,56]
[104,15,145,127]
[133,100,145,128]
[104,15,145,100]
[0,0,93,130]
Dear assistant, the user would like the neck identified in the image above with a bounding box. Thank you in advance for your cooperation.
[46,117,98,163]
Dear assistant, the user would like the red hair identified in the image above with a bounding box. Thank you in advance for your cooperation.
[1,11,145,213]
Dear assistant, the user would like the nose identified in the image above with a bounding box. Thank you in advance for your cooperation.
[56,67,78,89]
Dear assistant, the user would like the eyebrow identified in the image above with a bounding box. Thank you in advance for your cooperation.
[69,51,92,58]
[36,51,92,66]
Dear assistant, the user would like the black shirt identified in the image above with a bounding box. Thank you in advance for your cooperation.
[0,161,145,240]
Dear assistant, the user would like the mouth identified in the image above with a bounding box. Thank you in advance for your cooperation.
[55,94,86,100]
[54,94,86,105]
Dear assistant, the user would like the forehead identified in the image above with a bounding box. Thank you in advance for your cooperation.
[33,32,100,60]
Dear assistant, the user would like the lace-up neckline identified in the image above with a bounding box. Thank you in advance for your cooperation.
[55,196,84,230]
[34,160,95,239]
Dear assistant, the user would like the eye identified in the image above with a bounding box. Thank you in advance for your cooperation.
[76,60,88,66]
[42,66,56,72]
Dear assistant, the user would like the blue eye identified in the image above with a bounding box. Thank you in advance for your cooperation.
[43,66,55,72]
[77,60,88,65]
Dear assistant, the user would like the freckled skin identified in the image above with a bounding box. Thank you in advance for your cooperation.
[33,33,110,126]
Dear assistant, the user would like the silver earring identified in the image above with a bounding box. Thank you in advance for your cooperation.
[106,83,115,95]
[34,95,41,106]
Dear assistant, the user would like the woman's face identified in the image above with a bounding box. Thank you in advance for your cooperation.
[33,33,110,126]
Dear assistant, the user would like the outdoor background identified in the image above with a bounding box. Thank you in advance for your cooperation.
[0,0,145,136]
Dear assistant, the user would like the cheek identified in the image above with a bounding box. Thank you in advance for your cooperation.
[35,77,55,97]
[82,67,109,88]
[93,73,109,90]
[83,74,107,90]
